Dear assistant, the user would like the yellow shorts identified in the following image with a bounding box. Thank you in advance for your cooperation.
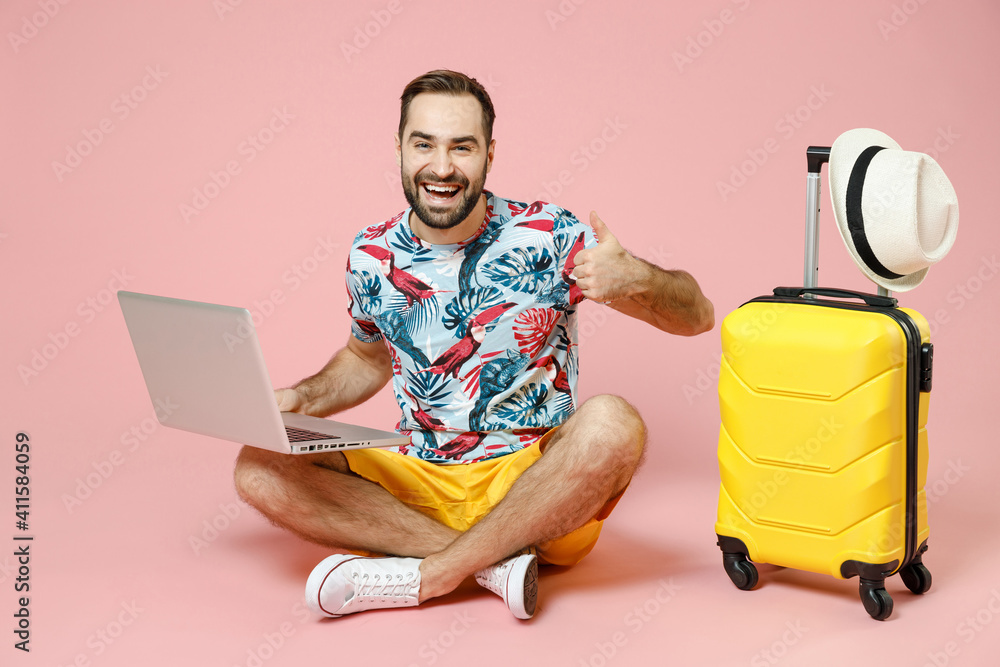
[343,430,621,566]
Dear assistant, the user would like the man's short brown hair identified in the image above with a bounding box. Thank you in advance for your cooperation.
[399,70,496,143]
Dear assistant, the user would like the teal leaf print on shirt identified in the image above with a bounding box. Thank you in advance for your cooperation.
[442,286,504,338]
[492,382,551,428]
[482,247,554,293]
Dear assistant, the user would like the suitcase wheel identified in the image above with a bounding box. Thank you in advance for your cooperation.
[859,579,893,621]
[722,553,759,591]
[899,562,932,595]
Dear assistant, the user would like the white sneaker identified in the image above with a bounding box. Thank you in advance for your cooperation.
[305,555,421,617]
[474,551,538,619]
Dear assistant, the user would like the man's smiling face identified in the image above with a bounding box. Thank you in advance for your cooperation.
[396,92,495,236]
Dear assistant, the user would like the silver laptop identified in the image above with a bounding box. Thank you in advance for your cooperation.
[117,291,409,454]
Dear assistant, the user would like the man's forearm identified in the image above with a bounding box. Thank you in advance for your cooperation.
[292,339,393,417]
[611,258,715,336]
[570,212,714,336]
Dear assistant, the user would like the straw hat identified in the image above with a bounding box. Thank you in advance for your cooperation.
[829,128,958,291]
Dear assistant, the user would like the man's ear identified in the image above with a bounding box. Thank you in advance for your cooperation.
[486,138,496,174]
[394,132,402,167]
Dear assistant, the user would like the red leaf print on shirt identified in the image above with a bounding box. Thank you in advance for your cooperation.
[363,211,404,239]
[513,308,559,357]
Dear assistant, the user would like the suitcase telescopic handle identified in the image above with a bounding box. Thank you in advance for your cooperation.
[773,286,897,308]
[804,147,831,290]
[807,146,831,173]
[802,145,892,298]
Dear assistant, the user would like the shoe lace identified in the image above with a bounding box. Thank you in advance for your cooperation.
[478,548,535,591]
[476,559,511,594]
[352,571,418,600]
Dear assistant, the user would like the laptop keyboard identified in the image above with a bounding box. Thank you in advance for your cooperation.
[285,426,341,443]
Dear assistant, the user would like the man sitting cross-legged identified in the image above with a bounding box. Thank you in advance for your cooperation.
[233,69,714,620]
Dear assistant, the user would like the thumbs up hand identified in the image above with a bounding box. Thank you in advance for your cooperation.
[570,211,647,304]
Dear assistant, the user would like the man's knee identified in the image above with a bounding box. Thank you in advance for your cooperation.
[580,393,643,424]
[553,394,646,474]
[578,394,647,454]
[233,446,351,508]
[233,446,280,507]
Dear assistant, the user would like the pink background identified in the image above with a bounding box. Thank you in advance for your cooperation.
[3,0,999,664]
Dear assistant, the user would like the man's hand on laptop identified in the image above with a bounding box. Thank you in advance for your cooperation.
[275,388,305,413]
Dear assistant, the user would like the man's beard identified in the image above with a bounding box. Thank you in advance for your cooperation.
[402,165,487,231]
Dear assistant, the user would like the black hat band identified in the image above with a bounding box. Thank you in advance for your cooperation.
[845,145,905,281]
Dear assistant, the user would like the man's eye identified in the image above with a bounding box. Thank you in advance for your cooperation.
[454,146,471,152]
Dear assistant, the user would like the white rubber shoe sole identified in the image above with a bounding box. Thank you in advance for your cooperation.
[475,552,538,619]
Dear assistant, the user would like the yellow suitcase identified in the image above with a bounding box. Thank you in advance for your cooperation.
[714,147,934,620]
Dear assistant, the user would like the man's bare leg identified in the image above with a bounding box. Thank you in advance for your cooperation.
[418,393,646,601]
[236,393,645,611]
[233,446,460,557]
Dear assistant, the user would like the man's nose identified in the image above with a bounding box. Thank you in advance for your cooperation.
[428,148,455,179]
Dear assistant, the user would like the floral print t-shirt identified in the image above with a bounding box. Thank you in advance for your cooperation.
[346,192,597,464]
